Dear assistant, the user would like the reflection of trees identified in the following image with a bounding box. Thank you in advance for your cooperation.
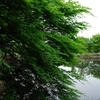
[76,60,100,79]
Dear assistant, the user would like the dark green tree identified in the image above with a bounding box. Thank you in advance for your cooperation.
[76,36,90,53]
[90,34,100,52]
[0,0,91,100]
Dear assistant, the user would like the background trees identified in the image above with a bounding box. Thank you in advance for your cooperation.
[75,34,100,53]
[76,37,90,53]
[89,34,100,52]
[0,0,91,100]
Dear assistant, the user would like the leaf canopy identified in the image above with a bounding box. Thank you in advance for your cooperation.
[0,0,91,100]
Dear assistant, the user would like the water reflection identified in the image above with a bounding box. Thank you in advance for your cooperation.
[75,59,100,100]
[77,60,100,78]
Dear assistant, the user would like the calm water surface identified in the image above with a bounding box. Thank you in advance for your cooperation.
[75,60,100,100]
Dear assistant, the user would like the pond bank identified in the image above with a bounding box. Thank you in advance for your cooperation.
[78,53,100,61]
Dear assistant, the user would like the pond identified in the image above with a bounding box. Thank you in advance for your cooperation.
[75,60,100,100]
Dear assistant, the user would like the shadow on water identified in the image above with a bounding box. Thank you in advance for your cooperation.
[75,59,100,100]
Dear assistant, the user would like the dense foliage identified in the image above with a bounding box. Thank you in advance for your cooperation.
[0,0,91,100]
[76,34,100,53]
[89,34,100,52]
[75,37,90,53]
